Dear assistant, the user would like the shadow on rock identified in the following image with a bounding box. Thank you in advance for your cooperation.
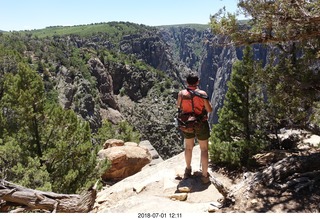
[176,171,210,193]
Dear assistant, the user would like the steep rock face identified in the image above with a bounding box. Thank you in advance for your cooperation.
[200,41,269,124]
[158,26,207,71]
[11,23,274,160]
[120,34,169,71]
[56,64,102,131]
[107,62,156,102]
[158,26,270,125]
[88,58,119,110]
[94,25,273,158]
[198,32,239,124]
[119,31,182,81]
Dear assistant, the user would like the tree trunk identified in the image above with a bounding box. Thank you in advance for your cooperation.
[0,180,97,213]
[253,152,320,188]
[209,174,235,207]
[210,151,320,210]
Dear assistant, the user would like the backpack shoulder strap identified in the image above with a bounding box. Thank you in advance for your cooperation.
[180,89,195,113]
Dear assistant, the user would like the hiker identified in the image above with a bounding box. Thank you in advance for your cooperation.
[176,73,213,184]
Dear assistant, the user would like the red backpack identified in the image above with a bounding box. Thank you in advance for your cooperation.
[177,89,208,133]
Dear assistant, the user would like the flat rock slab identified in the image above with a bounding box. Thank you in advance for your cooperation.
[93,146,229,213]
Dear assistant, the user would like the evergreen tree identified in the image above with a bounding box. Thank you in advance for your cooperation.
[1,63,45,158]
[261,42,320,133]
[210,1,320,132]
[0,63,100,193]
[94,120,141,146]
[210,0,320,45]
[41,104,98,193]
[209,46,266,167]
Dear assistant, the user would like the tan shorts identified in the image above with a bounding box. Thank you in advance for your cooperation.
[182,120,210,140]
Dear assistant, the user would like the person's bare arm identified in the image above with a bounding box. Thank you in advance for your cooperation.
[204,99,213,113]
[198,90,212,112]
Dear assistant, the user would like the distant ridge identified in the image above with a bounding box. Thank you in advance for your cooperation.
[4,22,210,37]
[157,23,210,31]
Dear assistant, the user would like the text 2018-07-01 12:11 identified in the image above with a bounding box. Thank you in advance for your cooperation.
[137,213,182,218]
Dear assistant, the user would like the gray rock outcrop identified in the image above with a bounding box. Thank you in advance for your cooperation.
[139,140,163,167]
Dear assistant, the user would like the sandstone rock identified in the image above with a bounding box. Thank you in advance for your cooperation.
[103,139,124,149]
[124,142,138,147]
[169,193,188,201]
[97,149,109,160]
[101,145,152,181]
[94,146,229,213]
[177,187,191,193]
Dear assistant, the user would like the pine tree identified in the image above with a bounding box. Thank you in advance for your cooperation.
[209,46,266,167]
[1,63,45,157]
[0,63,99,193]
[41,104,98,193]
[261,42,320,133]
[210,0,320,45]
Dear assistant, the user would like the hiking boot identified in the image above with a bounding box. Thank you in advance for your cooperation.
[201,175,210,184]
[184,167,192,178]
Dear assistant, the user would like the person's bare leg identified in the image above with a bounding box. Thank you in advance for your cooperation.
[184,138,194,170]
[198,139,209,177]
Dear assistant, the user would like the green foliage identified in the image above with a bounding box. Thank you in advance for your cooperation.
[11,157,52,191]
[93,120,115,146]
[0,137,51,191]
[210,1,320,45]
[261,41,320,131]
[1,63,46,156]
[119,87,126,97]
[0,63,99,194]
[311,102,320,126]
[0,137,22,179]
[94,120,141,146]
[116,120,141,143]
[209,132,241,167]
[209,46,267,168]
[41,105,98,193]
[19,22,154,46]
[102,49,158,73]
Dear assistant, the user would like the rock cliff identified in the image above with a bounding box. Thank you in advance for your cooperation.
[2,23,273,159]
[52,24,274,159]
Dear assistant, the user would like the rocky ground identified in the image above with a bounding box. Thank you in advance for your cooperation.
[92,145,228,213]
[92,129,320,214]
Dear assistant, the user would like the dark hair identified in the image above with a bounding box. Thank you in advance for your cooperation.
[186,73,199,85]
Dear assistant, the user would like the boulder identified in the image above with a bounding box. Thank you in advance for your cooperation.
[124,142,139,147]
[103,139,124,149]
[100,145,152,181]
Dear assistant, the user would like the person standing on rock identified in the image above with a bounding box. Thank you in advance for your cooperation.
[176,73,213,184]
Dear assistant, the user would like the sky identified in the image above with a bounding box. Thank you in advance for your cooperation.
[0,0,241,31]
